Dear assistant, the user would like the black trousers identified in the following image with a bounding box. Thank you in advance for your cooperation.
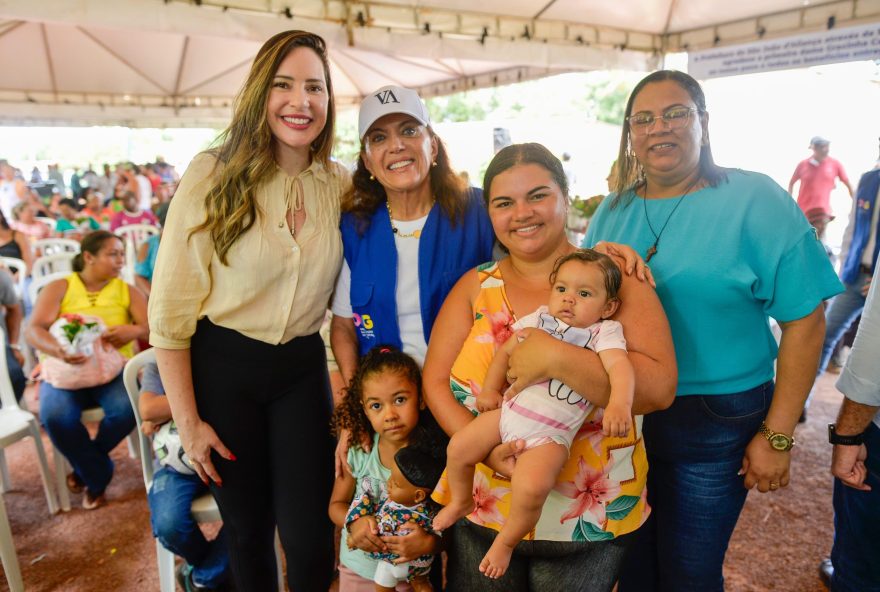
[191,319,335,592]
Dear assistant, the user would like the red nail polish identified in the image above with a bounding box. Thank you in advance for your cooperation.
[229,453,237,461]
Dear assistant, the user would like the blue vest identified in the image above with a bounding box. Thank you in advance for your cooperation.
[340,188,495,356]
[841,169,880,285]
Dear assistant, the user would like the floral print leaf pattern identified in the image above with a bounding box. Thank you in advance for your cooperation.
[604,495,641,522]
[574,518,615,542]
[474,304,514,347]
[450,377,470,405]
[469,471,507,527]
[555,457,621,526]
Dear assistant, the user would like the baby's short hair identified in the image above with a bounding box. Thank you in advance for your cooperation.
[550,248,622,299]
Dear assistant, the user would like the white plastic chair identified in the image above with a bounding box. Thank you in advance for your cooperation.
[0,493,23,591]
[117,225,158,285]
[35,217,57,234]
[123,350,284,592]
[115,224,159,249]
[33,237,78,257]
[0,258,26,300]
[27,272,68,311]
[31,253,74,280]
[0,331,59,515]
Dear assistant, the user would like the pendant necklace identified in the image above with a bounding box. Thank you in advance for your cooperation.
[642,176,702,263]
[386,198,432,239]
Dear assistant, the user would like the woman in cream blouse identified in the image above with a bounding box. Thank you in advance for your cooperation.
[148,31,348,592]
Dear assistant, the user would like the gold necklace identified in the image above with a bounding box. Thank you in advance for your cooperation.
[641,176,703,262]
[385,199,432,239]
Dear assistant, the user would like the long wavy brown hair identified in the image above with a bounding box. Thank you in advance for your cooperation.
[331,345,423,451]
[191,30,336,264]
[342,129,467,233]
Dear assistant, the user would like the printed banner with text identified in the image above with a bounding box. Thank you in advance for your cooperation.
[688,22,880,79]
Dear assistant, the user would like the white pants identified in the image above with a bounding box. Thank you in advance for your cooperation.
[374,561,410,588]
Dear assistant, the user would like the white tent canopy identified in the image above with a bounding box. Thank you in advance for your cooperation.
[1,0,878,126]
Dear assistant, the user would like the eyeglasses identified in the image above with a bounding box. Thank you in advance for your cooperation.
[626,107,698,137]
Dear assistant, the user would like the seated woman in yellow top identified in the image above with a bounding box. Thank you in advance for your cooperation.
[26,230,149,510]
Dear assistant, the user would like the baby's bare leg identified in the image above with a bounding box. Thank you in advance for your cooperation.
[479,442,568,579]
[433,409,503,532]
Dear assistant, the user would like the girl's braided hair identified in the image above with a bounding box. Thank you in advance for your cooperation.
[331,345,422,451]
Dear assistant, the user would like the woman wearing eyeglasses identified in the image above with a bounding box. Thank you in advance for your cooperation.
[578,70,843,590]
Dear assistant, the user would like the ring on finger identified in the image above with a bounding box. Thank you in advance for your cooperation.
[769,482,779,490]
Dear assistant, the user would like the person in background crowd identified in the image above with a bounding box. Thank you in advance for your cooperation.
[0,268,26,406]
[804,139,880,422]
[47,164,65,197]
[820,263,880,592]
[134,205,168,298]
[139,360,232,591]
[134,164,153,212]
[0,211,34,274]
[80,187,109,228]
[109,191,159,231]
[95,164,115,201]
[149,30,348,591]
[11,202,51,241]
[144,164,162,195]
[26,231,148,510]
[0,163,26,224]
[56,198,100,240]
[584,70,842,592]
[30,166,42,184]
[81,166,99,194]
[69,167,82,200]
[789,136,854,242]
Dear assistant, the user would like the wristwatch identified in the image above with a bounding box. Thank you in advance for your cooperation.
[828,423,864,446]
[759,422,795,451]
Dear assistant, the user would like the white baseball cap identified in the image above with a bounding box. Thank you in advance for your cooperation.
[358,85,431,139]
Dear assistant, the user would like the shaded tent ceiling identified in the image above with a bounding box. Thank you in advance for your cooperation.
[0,0,878,126]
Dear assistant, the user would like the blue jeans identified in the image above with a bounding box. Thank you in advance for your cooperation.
[830,422,880,592]
[807,271,870,407]
[39,373,135,495]
[618,381,773,592]
[148,467,230,588]
[4,345,25,405]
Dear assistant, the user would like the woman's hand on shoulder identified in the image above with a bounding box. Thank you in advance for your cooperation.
[593,241,655,287]
[334,428,372,478]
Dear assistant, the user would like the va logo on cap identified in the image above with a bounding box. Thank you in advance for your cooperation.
[375,89,400,105]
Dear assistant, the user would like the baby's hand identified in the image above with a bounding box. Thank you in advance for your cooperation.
[602,402,632,438]
[476,388,503,412]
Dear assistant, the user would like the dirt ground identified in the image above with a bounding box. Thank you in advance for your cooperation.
[0,373,844,591]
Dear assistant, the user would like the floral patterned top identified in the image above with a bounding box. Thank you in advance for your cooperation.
[432,261,650,541]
